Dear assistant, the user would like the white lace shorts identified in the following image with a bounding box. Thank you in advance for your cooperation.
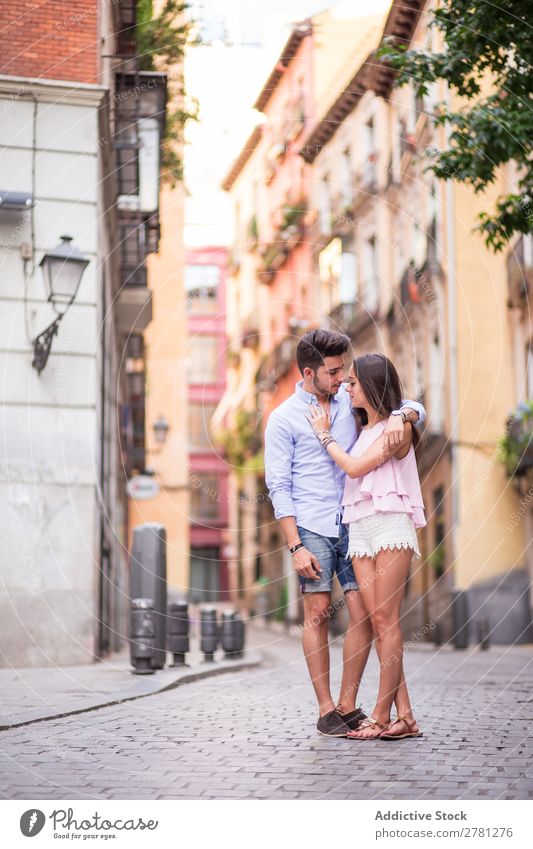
[346,511,420,560]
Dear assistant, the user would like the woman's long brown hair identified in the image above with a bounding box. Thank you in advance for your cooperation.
[351,353,420,453]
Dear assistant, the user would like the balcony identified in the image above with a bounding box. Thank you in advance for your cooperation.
[113,68,166,333]
[241,325,260,349]
[507,235,533,309]
[499,403,533,478]
[114,63,167,333]
[247,213,259,250]
[328,300,377,337]
[256,335,298,390]
[330,191,355,236]
[257,202,307,283]
[351,155,378,214]
[399,130,417,159]
[400,264,422,307]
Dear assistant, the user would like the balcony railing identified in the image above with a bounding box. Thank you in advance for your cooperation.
[114,67,167,291]
[507,235,533,308]
[257,203,307,283]
[256,335,298,389]
[328,300,377,336]
[351,155,378,213]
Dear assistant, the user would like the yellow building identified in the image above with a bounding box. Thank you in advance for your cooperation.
[127,182,190,594]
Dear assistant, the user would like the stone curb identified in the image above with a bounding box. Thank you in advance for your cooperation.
[0,650,262,731]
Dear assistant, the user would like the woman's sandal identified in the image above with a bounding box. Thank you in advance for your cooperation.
[347,716,388,740]
[379,714,423,739]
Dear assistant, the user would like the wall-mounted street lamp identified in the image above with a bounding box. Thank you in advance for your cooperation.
[32,235,89,375]
[152,414,170,447]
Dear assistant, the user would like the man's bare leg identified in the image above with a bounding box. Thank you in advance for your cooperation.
[302,592,335,717]
[336,588,373,714]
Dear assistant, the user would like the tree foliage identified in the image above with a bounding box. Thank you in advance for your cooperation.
[136,0,199,186]
[379,0,533,251]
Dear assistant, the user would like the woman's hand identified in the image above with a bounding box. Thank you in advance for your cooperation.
[305,403,331,435]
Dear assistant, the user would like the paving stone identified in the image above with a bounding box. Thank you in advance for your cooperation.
[0,627,532,799]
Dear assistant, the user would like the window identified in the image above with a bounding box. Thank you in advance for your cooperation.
[362,236,379,312]
[185,263,220,314]
[188,403,216,450]
[340,148,353,207]
[526,346,533,399]
[319,174,331,234]
[187,335,219,384]
[363,116,375,158]
[190,473,221,521]
[429,332,444,431]
[339,250,357,304]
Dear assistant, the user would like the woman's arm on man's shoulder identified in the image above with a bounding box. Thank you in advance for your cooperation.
[326,423,413,478]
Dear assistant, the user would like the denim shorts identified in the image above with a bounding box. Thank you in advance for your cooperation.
[296,524,359,595]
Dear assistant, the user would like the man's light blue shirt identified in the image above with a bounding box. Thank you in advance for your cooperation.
[264,381,426,538]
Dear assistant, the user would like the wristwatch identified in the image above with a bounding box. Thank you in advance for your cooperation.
[391,409,408,424]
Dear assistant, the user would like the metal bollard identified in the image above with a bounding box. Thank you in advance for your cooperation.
[220,610,237,658]
[130,598,156,674]
[477,617,491,650]
[168,602,190,666]
[200,607,219,662]
[233,613,245,658]
[452,589,469,649]
[130,523,167,670]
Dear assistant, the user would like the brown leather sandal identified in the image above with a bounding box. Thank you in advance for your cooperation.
[379,714,423,739]
[347,716,388,740]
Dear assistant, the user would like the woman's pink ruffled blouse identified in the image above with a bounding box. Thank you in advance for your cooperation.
[342,420,426,528]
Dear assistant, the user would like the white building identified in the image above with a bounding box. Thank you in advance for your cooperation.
[0,0,167,666]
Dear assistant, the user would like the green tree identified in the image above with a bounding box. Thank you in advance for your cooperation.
[136,0,199,185]
[379,0,533,251]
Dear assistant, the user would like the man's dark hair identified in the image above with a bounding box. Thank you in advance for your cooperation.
[296,328,350,375]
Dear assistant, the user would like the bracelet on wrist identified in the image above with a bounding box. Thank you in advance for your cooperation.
[391,410,408,424]
[289,542,304,555]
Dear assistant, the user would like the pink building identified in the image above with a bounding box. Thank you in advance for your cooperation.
[185,246,229,602]
[254,22,315,423]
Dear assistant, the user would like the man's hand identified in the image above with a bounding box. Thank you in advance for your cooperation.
[383,413,404,448]
[292,547,322,580]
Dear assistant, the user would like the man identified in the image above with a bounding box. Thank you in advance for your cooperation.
[264,329,425,737]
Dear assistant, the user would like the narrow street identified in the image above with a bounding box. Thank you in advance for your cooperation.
[1,628,532,800]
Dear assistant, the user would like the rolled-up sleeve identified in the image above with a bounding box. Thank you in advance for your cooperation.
[401,398,426,426]
[264,413,296,519]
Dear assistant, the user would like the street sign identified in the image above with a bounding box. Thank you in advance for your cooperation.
[127,474,160,500]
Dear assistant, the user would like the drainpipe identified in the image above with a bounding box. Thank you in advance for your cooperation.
[444,81,459,579]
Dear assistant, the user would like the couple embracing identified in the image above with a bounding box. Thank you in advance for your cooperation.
[264,329,426,740]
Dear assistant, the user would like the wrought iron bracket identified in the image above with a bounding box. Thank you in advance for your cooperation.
[32,314,62,375]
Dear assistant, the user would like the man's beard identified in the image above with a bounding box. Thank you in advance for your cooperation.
[312,374,338,401]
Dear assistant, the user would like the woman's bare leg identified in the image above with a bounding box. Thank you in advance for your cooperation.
[349,547,412,738]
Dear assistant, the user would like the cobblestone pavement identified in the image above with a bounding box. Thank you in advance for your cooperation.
[1,627,532,800]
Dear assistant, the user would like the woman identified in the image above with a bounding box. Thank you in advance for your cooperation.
[306,353,425,740]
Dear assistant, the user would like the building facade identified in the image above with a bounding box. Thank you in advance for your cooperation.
[0,0,167,665]
[185,246,229,603]
[220,0,532,644]
[219,8,390,622]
